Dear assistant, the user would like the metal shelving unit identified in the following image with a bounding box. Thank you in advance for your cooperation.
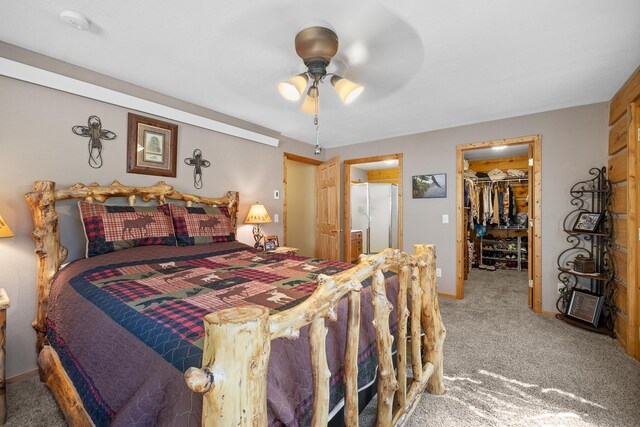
[556,167,614,335]
[480,236,527,271]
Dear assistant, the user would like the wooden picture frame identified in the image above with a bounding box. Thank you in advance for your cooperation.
[263,235,279,251]
[566,288,604,327]
[572,212,603,232]
[127,113,178,177]
[412,173,447,198]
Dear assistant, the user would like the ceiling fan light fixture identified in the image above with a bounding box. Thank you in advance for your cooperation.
[301,95,319,115]
[331,75,364,104]
[278,73,309,101]
[307,85,319,98]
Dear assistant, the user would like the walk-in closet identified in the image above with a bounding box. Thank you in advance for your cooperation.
[463,146,530,280]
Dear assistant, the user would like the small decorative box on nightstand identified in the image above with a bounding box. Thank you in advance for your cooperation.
[0,288,9,425]
[269,247,299,255]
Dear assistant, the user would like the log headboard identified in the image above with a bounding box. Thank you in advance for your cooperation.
[25,180,239,353]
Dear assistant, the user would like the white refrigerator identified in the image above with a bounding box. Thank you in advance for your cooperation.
[351,183,398,254]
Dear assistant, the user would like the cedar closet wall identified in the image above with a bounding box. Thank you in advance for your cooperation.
[463,154,529,279]
[607,64,640,360]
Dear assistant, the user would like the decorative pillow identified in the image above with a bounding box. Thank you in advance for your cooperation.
[79,202,177,258]
[169,204,235,246]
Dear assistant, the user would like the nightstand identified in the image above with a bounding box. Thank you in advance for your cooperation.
[0,288,9,425]
[269,246,299,255]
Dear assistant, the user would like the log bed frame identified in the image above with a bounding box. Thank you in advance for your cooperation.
[25,180,446,427]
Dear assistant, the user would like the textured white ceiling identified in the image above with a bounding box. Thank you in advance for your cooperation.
[1,0,639,148]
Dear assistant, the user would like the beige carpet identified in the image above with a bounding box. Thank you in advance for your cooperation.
[6,268,640,426]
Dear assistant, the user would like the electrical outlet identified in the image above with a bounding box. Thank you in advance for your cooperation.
[274,190,280,199]
[436,268,442,277]
[273,213,279,223]
[557,283,566,294]
[442,214,449,224]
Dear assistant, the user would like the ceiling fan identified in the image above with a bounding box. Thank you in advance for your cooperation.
[278,26,364,115]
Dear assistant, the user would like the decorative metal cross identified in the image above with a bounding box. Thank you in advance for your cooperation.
[184,149,211,189]
[72,115,116,168]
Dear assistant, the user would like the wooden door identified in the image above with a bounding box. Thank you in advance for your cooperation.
[527,143,534,308]
[316,156,341,260]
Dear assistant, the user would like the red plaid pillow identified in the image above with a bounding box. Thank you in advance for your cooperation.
[79,202,177,257]
[169,204,235,246]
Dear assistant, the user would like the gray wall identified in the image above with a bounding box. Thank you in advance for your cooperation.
[0,75,315,378]
[0,71,609,378]
[327,103,609,311]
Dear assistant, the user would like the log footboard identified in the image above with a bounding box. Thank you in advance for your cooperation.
[38,345,93,426]
[186,244,446,427]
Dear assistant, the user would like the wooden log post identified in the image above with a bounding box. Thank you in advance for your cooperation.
[343,290,361,427]
[371,269,399,426]
[184,305,271,427]
[394,265,410,411]
[415,244,446,395]
[0,289,9,425]
[309,317,330,427]
[409,266,423,383]
[25,181,68,354]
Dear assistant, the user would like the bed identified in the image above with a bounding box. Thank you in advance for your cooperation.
[25,180,446,427]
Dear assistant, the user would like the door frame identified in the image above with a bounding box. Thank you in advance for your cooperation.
[629,102,639,359]
[455,135,542,313]
[343,153,403,263]
[282,152,321,247]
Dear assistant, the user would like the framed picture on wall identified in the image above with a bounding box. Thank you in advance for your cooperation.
[127,113,178,177]
[412,173,447,198]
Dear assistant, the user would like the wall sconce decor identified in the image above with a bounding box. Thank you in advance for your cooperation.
[72,115,117,168]
[184,149,211,189]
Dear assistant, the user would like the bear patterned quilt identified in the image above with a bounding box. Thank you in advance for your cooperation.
[46,241,398,426]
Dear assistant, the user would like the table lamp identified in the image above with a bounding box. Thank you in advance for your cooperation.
[244,203,272,249]
[0,213,13,238]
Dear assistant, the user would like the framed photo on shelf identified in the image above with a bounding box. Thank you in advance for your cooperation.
[127,113,178,177]
[566,288,604,327]
[412,173,447,198]
[263,235,279,251]
[572,212,603,232]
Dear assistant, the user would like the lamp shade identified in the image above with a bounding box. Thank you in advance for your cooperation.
[301,94,319,115]
[278,73,309,101]
[0,214,14,238]
[331,76,364,104]
[244,203,272,224]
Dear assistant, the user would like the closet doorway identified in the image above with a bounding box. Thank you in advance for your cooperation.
[456,135,542,313]
[344,153,403,263]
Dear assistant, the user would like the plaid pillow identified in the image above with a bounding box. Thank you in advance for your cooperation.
[169,204,235,246]
[79,202,177,258]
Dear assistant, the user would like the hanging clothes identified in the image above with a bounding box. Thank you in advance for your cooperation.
[502,184,510,225]
[492,185,499,224]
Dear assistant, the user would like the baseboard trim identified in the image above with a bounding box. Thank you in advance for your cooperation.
[7,368,38,384]
[438,292,458,299]
[540,310,559,317]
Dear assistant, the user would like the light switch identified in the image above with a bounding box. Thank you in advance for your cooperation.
[274,190,280,199]
[442,214,449,224]
[274,213,279,223]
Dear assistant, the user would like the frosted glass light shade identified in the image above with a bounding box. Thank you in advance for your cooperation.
[0,214,14,238]
[278,74,309,101]
[301,95,319,115]
[331,76,364,104]
[244,203,272,224]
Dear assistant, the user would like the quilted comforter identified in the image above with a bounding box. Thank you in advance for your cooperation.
[47,241,397,426]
